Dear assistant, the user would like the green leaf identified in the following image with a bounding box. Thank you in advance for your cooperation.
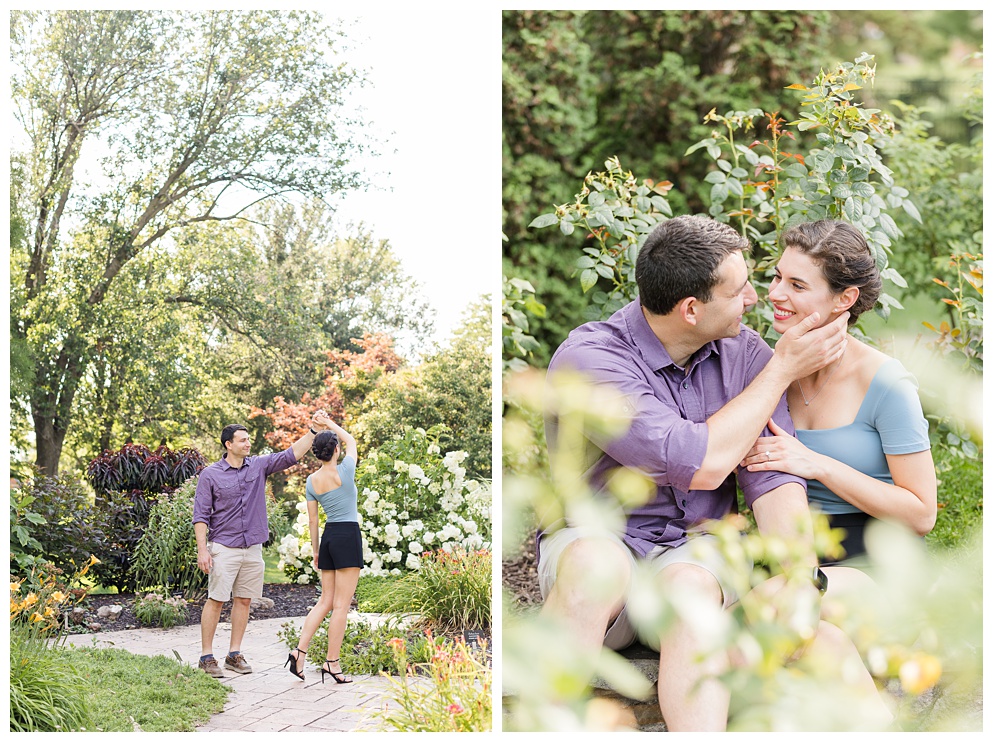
[580,268,598,293]
[843,197,863,222]
[727,178,744,197]
[735,143,759,166]
[560,220,575,236]
[710,182,729,203]
[704,171,727,184]
[880,267,908,289]
[717,159,732,173]
[879,212,900,239]
[528,213,559,229]
[576,256,596,269]
[685,139,712,156]
[589,192,606,208]
[595,264,615,280]
[902,200,923,224]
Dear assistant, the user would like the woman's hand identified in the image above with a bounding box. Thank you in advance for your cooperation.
[312,556,320,573]
[741,418,824,480]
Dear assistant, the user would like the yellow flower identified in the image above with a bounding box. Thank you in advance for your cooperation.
[51,591,67,603]
[30,612,45,623]
[23,593,38,608]
[899,653,942,695]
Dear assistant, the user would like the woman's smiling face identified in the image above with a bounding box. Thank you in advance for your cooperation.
[767,246,842,333]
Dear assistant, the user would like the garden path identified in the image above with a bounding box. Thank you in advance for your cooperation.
[63,613,397,732]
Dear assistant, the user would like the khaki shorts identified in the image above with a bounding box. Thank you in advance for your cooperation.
[537,527,744,651]
[207,542,264,602]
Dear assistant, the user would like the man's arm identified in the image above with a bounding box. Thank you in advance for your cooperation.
[750,482,817,571]
[690,311,849,490]
[195,521,212,574]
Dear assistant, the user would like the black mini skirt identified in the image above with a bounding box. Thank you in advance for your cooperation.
[318,521,364,570]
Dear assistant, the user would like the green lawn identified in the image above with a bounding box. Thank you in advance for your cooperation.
[263,546,290,584]
[61,647,230,732]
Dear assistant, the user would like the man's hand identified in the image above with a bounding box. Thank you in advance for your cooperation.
[197,547,213,575]
[772,311,849,381]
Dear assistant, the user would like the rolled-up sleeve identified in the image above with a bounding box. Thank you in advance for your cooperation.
[192,470,213,525]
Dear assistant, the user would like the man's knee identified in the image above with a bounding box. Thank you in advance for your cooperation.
[658,562,724,606]
[555,537,632,601]
[231,596,252,608]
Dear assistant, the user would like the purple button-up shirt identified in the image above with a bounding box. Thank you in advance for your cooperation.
[544,298,805,557]
[192,447,299,548]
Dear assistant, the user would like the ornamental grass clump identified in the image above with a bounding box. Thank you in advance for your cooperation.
[133,592,189,629]
[384,548,492,632]
[370,631,492,732]
[9,558,97,732]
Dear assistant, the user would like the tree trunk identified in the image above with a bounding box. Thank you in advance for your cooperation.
[33,412,68,476]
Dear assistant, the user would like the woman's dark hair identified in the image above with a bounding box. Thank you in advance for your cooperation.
[313,431,339,461]
[781,219,881,325]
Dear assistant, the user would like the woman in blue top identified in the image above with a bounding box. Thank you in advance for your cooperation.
[285,418,361,684]
[742,220,937,571]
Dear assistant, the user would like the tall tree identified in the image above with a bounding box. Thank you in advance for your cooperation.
[10,10,369,473]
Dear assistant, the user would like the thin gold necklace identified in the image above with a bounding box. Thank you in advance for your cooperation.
[796,348,847,406]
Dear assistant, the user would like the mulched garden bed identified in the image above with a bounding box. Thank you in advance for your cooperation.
[67,582,327,634]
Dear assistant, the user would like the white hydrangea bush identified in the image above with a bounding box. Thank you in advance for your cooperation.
[276,425,491,583]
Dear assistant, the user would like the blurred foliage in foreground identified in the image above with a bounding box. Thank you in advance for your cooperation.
[501,370,982,732]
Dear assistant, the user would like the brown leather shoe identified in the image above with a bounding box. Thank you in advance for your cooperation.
[198,656,225,678]
[224,651,253,674]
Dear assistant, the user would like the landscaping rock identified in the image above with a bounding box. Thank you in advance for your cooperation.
[97,604,123,620]
[70,606,88,625]
[250,597,275,612]
[87,622,102,632]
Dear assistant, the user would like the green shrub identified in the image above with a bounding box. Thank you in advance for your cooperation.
[277,616,434,675]
[382,548,492,631]
[129,476,205,598]
[132,592,190,629]
[86,443,207,592]
[9,474,103,577]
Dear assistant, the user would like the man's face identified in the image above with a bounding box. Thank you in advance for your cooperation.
[695,251,758,341]
[226,430,251,458]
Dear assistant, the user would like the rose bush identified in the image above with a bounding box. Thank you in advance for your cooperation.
[275,425,491,583]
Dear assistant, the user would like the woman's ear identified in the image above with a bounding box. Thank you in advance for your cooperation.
[833,287,859,314]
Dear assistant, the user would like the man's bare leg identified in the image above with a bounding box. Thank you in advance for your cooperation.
[200,598,224,656]
[655,563,729,731]
[540,538,631,655]
[228,596,252,653]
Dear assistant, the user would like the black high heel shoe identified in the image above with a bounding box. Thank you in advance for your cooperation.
[284,647,306,680]
[321,659,352,684]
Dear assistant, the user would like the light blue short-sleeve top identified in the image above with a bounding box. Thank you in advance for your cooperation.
[305,456,359,523]
[797,358,931,515]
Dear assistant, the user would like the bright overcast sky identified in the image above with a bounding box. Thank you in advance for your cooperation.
[329,10,501,348]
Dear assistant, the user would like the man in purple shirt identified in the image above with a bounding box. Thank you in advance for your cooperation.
[540,215,852,730]
[193,410,330,678]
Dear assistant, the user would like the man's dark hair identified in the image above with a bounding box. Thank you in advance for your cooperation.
[636,215,750,315]
[220,424,249,449]
[313,431,340,461]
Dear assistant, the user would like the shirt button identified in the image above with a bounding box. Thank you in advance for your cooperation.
[682,382,688,389]
[682,500,687,507]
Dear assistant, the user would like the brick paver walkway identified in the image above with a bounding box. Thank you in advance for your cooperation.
[61,613,396,732]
